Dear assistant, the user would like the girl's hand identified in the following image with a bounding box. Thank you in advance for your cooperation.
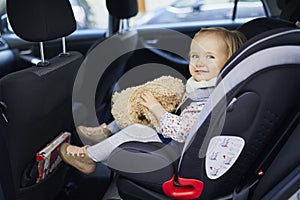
[140,91,167,121]
[140,91,161,109]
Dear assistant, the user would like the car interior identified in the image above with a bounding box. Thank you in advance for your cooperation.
[0,0,299,199]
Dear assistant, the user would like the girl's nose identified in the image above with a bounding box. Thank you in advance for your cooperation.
[194,59,205,68]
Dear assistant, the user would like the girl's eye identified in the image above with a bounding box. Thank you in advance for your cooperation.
[190,54,199,59]
[207,55,215,59]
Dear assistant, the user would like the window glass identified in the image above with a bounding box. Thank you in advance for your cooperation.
[70,0,266,29]
[236,1,265,21]
[132,0,265,26]
[70,0,108,29]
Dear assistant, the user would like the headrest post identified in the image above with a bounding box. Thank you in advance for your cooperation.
[37,42,49,66]
[119,19,130,33]
[62,37,67,54]
[39,42,45,63]
[125,19,130,30]
[119,20,123,32]
[59,37,70,57]
[107,15,113,37]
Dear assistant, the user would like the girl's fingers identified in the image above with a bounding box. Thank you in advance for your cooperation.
[140,91,160,109]
[139,99,146,106]
[141,94,153,108]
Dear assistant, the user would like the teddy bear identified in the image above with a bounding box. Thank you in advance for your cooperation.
[111,76,185,131]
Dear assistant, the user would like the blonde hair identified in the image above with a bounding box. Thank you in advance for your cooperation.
[194,27,246,59]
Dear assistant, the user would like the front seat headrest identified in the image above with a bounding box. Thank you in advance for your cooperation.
[277,0,300,23]
[7,0,76,42]
[106,0,138,19]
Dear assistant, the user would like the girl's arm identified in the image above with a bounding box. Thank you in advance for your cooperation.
[141,91,202,143]
[160,102,205,143]
[142,92,205,143]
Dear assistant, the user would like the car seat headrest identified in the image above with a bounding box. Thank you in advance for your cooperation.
[7,0,76,42]
[106,0,138,19]
[219,27,299,81]
[237,17,295,40]
[277,0,300,23]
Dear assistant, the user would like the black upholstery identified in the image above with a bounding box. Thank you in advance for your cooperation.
[108,142,180,188]
[75,0,138,127]
[95,33,138,125]
[220,27,298,80]
[73,31,138,127]
[7,0,76,42]
[277,0,300,23]
[276,0,286,9]
[237,17,295,40]
[108,28,300,199]
[250,119,300,200]
[237,0,300,41]
[0,53,83,200]
[0,0,83,199]
[106,0,138,19]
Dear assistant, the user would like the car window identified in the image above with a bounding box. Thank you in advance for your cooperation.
[1,0,266,32]
[132,0,266,26]
[70,0,108,29]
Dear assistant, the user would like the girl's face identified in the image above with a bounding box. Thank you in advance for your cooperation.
[189,32,228,82]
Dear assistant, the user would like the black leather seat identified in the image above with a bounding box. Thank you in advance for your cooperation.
[248,119,300,200]
[277,0,300,24]
[106,26,300,199]
[237,0,300,41]
[0,0,83,199]
[237,17,295,40]
[72,0,138,132]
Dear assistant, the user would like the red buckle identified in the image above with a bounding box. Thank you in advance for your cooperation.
[162,175,204,199]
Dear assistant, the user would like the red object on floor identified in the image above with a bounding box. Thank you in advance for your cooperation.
[162,175,204,199]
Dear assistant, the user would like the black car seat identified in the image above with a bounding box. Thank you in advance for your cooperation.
[237,0,300,40]
[237,17,295,40]
[72,0,138,128]
[277,0,300,24]
[0,0,83,199]
[247,117,300,200]
[105,26,300,199]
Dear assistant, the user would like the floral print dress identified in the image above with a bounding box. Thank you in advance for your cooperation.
[159,87,214,143]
